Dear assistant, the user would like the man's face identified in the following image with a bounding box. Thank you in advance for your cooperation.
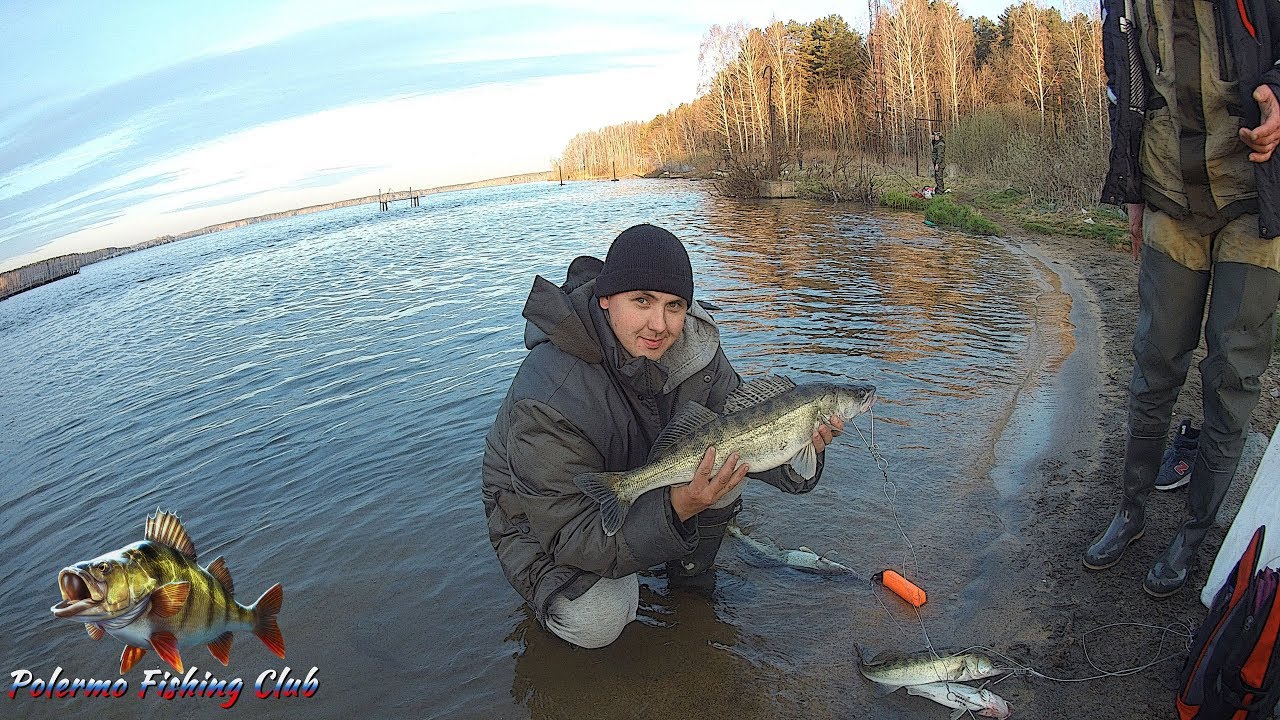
[599,290,688,361]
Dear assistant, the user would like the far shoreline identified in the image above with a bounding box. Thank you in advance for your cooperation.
[0,170,553,303]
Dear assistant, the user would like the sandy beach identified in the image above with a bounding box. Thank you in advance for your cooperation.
[980,225,1280,717]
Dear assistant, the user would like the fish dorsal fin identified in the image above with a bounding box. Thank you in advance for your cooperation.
[723,375,797,414]
[207,556,235,596]
[85,623,104,641]
[208,632,234,666]
[150,582,190,618]
[647,402,720,462]
[145,510,197,559]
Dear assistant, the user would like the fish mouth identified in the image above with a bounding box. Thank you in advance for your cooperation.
[51,567,104,618]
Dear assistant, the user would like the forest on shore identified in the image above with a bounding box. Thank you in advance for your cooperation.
[558,1,1107,212]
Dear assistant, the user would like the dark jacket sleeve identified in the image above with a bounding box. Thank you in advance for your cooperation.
[1222,0,1280,237]
[1100,0,1146,206]
[506,399,696,578]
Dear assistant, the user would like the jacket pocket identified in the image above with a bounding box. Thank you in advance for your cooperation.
[1138,106,1182,200]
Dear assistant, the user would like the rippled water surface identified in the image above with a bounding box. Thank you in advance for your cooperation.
[0,180,1073,718]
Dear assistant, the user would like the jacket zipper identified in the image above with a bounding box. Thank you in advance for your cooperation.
[539,568,586,621]
[1213,1,1234,81]
[1143,0,1162,74]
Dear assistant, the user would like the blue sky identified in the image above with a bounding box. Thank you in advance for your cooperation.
[0,0,1021,270]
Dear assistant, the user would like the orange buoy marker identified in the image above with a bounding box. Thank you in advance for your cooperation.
[874,569,927,607]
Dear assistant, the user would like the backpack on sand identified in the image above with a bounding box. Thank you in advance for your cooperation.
[1177,525,1280,719]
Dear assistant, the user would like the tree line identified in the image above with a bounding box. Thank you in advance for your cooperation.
[557,1,1107,207]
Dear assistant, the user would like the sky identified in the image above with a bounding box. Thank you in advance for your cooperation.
[0,0,1019,272]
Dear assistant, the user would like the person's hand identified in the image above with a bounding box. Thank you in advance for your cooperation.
[1241,84,1280,162]
[812,415,844,453]
[1127,202,1145,261]
[670,447,748,522]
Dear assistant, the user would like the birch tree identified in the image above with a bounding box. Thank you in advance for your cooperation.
[931,0,976,125]
[1008,1,1054,129]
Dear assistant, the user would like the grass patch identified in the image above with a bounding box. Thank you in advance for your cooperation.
[1021,215,1127,248]
[972,188,1025,211]
[951,177,1130,249]
[880,190,929,211]
[924,196,1002,235]
[880,191,1001,235]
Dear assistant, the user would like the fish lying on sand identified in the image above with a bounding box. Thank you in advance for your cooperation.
[51,509,285,673]
[727,523,857,576]
[575,376,876,535]
[856,645,1003,695]
[905,681,1013,719]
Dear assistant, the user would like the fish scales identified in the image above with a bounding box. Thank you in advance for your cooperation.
[856,646,1002,695]
[133,542,244,640]
[615,399,818,502]
[576,378,876,535]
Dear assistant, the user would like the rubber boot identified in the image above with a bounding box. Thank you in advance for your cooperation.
[666,497,742,593]
[1144,454,1234,597]
[1082,434,1164,570]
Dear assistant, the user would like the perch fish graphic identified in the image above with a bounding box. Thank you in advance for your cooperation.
[50,509,285,673]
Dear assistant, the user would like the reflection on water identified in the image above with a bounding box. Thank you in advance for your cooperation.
[0,180,1073,718]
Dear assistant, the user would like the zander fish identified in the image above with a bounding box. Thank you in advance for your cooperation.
[575,376,876,535]
[51,510,285,673]
[905,681,1013,719]
[727,523,857,577]
[856,645,1003,695]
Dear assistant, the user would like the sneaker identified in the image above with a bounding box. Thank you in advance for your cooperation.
[1154,419,1199,491]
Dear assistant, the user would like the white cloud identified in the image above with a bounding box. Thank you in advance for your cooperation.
[0,126,138,203]
[8,54,696,268]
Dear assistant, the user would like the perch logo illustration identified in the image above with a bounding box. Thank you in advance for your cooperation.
[49,509,284,674]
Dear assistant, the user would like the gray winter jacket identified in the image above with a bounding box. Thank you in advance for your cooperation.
[481,255,822,622]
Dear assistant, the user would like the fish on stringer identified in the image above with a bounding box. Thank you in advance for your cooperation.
[727,523,858,577]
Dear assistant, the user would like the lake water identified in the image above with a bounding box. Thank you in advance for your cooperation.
[0,179,1077,718]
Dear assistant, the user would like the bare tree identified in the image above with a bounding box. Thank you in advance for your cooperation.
[930,0,976,126]
[1008,1,1054,130]
[1060,1,1097,126]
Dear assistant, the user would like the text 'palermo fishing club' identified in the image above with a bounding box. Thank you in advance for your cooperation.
[7,665,319,709]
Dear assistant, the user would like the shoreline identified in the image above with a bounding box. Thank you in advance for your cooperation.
[983,224,1279,717]
[0,171,552,302]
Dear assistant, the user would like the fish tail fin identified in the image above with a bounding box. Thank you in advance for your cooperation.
[250,583,286,659]
[573,471,631,536]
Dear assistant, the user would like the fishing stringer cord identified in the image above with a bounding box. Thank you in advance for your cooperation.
[848,409,1193,686]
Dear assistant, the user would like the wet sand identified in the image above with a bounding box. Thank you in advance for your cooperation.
[982,227,1280,718]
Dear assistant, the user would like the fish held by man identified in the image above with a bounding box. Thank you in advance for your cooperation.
[50,509,285,674]
[856,645,1003,696]
[727,523,858,577]
[905,681,1013,719]
[574,376,876,535]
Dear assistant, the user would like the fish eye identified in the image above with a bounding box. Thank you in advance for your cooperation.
[97,562,110,574]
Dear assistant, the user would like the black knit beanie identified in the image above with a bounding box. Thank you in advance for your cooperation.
[593,224,694,305]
